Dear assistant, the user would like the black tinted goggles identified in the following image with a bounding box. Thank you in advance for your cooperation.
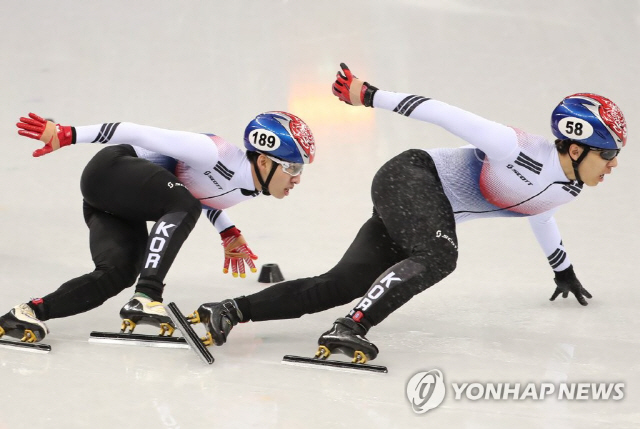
[592,148,620,161]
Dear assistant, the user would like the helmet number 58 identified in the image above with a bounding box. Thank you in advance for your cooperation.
[558,117,594,140]
[565,121,583,136]
[249,129,280,151]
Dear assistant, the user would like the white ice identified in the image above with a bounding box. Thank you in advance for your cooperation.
[1,1,639,428]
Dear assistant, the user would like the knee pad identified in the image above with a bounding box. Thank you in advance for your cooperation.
[165,189,201,222]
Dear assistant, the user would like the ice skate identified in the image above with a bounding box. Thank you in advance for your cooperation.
[187,299,242,346]
[281,317,386,373]
[316,317,379,363]
[119,295,175,336]
[89,296,186,348]
[0,303,49,343]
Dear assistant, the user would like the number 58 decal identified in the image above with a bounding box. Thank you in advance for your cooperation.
[558,117,593,140]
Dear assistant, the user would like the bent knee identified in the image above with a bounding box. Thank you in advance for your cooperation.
[434,250,457,281]
[183,193,202,218]
[413,248,457,283]
[167,190,201,217]
[441,250,458,277]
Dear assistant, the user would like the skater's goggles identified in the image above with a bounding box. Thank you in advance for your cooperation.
[266,155,304,176]
[590,148,620,161]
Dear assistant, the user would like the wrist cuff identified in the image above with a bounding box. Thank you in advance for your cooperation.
[554,264,575,281]
[220,226,240,239]
[362,83,378,107]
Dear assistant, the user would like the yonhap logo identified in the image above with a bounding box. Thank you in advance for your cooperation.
[405,368,625,415]
[406,369,446,413]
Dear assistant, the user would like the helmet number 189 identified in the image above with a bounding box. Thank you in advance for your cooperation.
[249,129,280,151]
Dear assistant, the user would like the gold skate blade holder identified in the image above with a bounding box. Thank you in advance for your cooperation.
[21,330,37,343]
[120,319,136,333]
[315,345,331,360]
[159,323,175,337]
[201,332,213,347]
[187,311,201,324]
[352,351,368,364]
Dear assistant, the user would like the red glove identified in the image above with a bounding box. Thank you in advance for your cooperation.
[220,227,258,278]
[16,113,74,157]
[332,63,378,107]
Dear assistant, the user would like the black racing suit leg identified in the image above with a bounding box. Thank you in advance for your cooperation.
[30,145,201,320]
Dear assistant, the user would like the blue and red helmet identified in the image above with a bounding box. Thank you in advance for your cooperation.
[551,93,627,150]
[244,111,315,164]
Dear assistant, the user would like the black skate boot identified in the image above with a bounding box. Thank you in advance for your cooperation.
[317,317,379,363]
[0,303,49,343]
[119,295,175,336]
[188,299,242,346]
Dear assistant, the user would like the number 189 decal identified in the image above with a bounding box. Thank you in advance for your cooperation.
[558,117,594,140]
[248,129,281,151]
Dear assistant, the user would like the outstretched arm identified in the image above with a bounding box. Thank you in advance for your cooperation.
[332,63,518,160]
[17,113,217,169]
[75,122,216,169]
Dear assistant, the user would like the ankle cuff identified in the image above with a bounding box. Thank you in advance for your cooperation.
[233,296,251,322]
[28,300,48,321]
[135,279,165,302]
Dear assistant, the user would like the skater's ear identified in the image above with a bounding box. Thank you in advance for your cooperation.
[256,153,271,169]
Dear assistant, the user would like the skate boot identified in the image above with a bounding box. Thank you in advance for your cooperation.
[188,299,242,346]
[316,317,379,363]
[119,295,175,336]
[0,303,49,343]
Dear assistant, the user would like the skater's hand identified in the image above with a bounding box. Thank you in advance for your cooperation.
[550,265,592,306]
[16,113,74,157]
[332,63,378,107]
[220,226,258,278]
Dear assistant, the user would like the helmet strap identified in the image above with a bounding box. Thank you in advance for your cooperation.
[251,156,279,196]
[570,145,590,184]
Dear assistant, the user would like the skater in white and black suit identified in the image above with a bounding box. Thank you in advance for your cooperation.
[193,63,627,363]
[0,111,315,344]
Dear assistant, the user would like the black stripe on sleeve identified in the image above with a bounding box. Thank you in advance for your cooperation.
[92,123,121,143]
[548,248,567,269]
[393,95,430,117]
[206,209,222,224]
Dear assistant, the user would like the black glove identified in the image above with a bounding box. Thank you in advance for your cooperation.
[550,265,592,306]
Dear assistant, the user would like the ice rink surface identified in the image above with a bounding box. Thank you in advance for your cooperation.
[1,1,639,428]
